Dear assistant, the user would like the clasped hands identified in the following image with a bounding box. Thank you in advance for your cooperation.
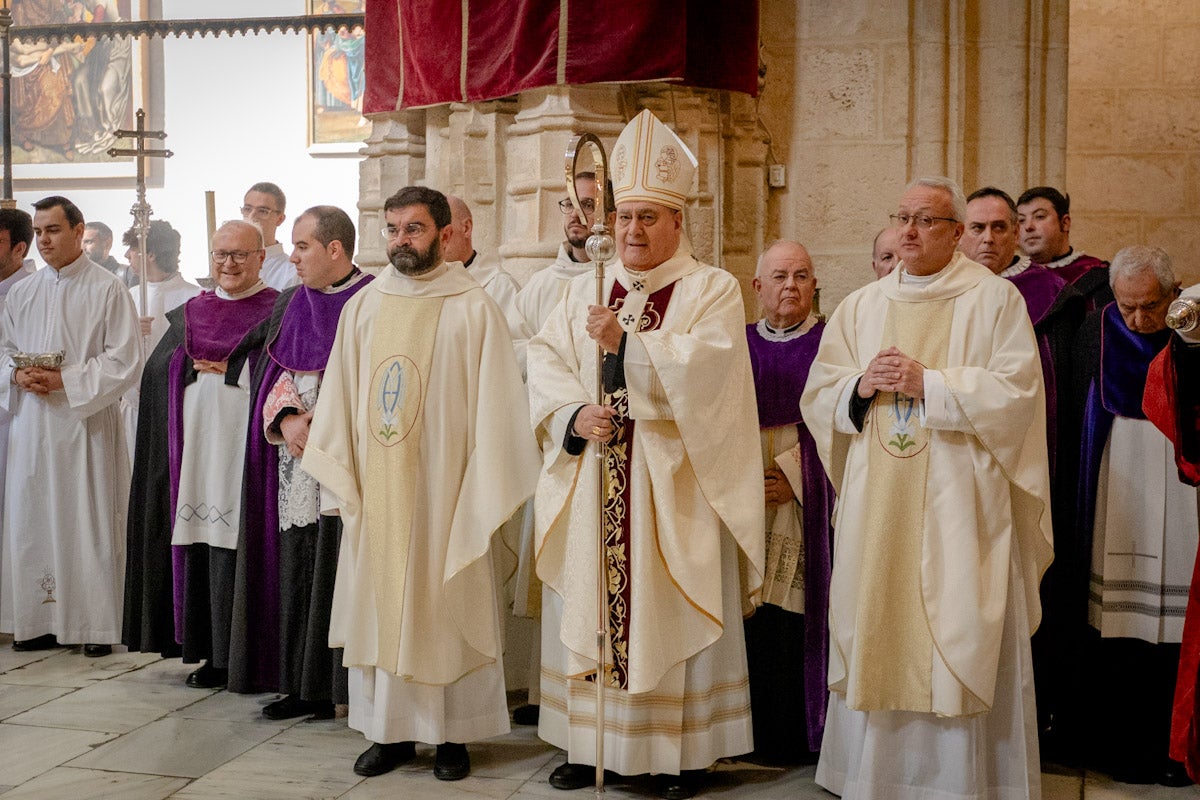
[193,359,228,375]
[857,346,925,399]
[13,367,64,395]
[280,410,313,458]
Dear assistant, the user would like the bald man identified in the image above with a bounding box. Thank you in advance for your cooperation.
[745,240,836,764]
[871,227,900,279]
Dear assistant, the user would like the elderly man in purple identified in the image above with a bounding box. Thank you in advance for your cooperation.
[744,239,835,764]
[961,186,1087,762]
[124,221,278,688]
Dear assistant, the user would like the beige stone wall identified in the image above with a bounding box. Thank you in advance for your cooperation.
[758,0,1068,310]
[1067,0,1200,287]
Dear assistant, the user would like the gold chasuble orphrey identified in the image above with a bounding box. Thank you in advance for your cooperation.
[801,253,1054,719]
[851,298,953,713]
[302,262,542,690]
[363,295,443,676]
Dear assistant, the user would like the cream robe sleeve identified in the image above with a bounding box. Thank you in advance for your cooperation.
[621,269,765,591]
[62,276,143,418]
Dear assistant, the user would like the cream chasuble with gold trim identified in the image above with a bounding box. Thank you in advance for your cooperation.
[801,253,1053,718]
[302,261,541,686]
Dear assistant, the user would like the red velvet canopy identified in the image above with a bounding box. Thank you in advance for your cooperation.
[364,0,760,113]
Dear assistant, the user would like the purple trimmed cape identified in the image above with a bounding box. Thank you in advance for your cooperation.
[167,289,280,646]
[230,275,371,692]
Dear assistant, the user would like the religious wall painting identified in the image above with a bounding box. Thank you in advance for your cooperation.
[307,0,369,151]
[6,0,149,181]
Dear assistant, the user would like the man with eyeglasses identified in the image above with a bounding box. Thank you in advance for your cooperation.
[1075,246,1194,786]
[301,186,539,783]
[802,176,1052,799]
[124,221,277,680]
[242,182,298,291]
[1017,186,1113,314]
[1,196,142,658]
[527,110,763,800]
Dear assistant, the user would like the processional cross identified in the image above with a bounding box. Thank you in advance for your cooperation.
[108,108,173,338]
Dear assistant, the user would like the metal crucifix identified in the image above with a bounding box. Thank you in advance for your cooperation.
[108,108,173,340]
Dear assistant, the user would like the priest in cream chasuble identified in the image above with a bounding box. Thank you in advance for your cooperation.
[527,111,764,796]
[302,187,539,778]
[802,178,1052,800]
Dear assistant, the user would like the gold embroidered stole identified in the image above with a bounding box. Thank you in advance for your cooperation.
[601,279,676,689]
[847,296,954,712]
[363,293,444,675]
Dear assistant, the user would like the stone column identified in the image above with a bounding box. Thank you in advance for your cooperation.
[357,112,427,272]
[501,86,626,284]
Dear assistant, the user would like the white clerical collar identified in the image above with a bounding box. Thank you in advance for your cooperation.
[756,314,817,343]
[51,252,90,280]
[320,268,368,294]
[216,280,267,300]
[0,261,35,293]
[1000,255,1032,278]
[1040,248,1082,270]
[899,267,941,287]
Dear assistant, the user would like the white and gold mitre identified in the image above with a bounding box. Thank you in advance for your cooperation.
[610,109,696,211]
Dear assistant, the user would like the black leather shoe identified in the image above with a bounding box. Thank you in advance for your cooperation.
[655,771,700,800]
[353,741,415,777]
[512,703,540,726]
[549,762,595,790]
[12,634,58,651]
[434,742,470,781]
[263,695,324,720]
[83,644,112,658]
[185,662,228,689]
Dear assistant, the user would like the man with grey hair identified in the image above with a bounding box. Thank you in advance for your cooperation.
[1076,245,1194,785]
[802,176,1052,797]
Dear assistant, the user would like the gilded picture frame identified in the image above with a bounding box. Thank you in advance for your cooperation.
[306,0,368,152]
[8,0,150,182]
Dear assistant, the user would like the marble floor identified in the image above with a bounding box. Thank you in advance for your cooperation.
[0,635,1196,799]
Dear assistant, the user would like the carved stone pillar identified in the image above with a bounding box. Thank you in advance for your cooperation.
[425,101,519,268]
[498,87,626,284]
[357,112,427,272]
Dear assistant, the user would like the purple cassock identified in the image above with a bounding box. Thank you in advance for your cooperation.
[168,290,279,662]
[1008,264,1069,472]
[229,273,371,693]
[745,320,836,754]
[123,288,278,660]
